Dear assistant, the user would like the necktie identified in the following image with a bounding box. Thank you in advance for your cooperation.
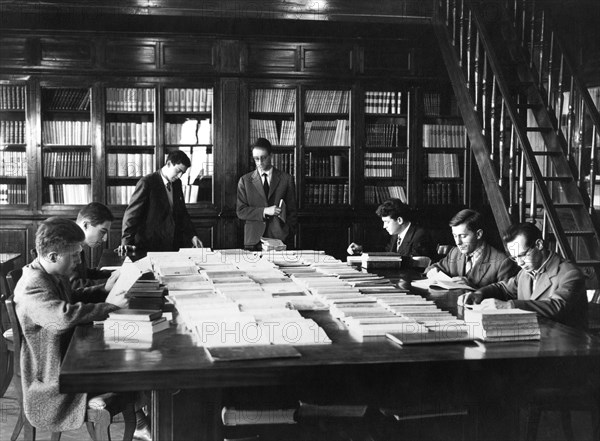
[396,236,402,253]
[465,255,473,274]
[262,173,269,198]
[166,181,172,192]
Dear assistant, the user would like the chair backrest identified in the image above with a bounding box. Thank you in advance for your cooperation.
[6,268,23,297]
[5,296,23,374]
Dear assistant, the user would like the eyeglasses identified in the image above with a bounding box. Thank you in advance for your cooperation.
[253,156,270,162]
[508,246,535,262]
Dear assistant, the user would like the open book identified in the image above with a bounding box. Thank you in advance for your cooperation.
[411,272,474,291]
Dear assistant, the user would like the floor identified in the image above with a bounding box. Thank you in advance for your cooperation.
[0,376,596,441]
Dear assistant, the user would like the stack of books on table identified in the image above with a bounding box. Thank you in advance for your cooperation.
[103,309,169,349]
[126,278,166,310]
[464,307,540,342]
[261,237,287,251]
[360,252,402,269]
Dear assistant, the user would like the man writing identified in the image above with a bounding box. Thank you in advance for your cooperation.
[425,209,518,289]
[347,198,435,260]
[118,150,202,254]
[458,222,588,329]
[236,138,298,250]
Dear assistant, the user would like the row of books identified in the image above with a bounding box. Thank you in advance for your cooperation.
[0,86,25,110]
[42,121,92,145]
[106,122,155,146]
[365,91,404,114]
[464,307,540,342]
[304,183,349,205]
[364,185,407,205]
[250,119,295,146]
[107,153,154,177]
[427,153,461,178]
[107,185,135,205]
[0,120,26,144]
[365,122,407,148]
[44,89,90,111]
[0,151,27,177]
[103,308,169,347]
[423,92,441,116]
[165,119,212,145]
[45,183,91,204]
[271,152,295,175]
[44,151,91,177]
[304,153,346,177]
[304,120,349,146]
[423,182,463,205]
[165,88,213,113]
[0,183,26,204]
[106,88,155,112]
[250,89,296,113]
[174,146,214,185]
[364,152,407,178]
[305,90,350,114]
[422,124,466,148]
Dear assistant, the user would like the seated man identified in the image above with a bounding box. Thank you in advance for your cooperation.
[425,209,519,289]
[459,222,588,329]
[347,198,435,260]
[72,202,119,290]
[14,217,129,432]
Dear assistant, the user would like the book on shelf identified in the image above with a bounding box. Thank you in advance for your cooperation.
[0,120,26,144]
[0,183,27,204]
[251,88,296,113]
[221,406,297,426]
[364,185,407,205]
[106,88,154,112]
[0,151,26,177]
[365,91,404,114]
[422,124,465,148]
[305,90,350,114]
[46,184,91,205]
[0,85,26,110]
[423,92,441,116]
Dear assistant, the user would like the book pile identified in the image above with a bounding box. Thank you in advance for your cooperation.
[360,252,402,269]
[464,307,541,342]
[126,277,166,310]
[103,309,169,349]
[261,237,286,251]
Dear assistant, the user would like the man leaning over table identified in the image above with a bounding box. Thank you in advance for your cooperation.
[458,222,588,329]
[425,209,519,289]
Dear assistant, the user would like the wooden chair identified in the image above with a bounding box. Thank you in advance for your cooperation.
[0,268,22,398]
[5,280,136,441]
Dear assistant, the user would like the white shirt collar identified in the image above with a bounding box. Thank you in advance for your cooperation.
[398,222,411,241]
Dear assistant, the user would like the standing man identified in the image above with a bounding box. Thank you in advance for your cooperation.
[425,209,519,289]
[459,222,587,329]
[237,138,297,250]
[347,198,435,260]
[118,150,202,254]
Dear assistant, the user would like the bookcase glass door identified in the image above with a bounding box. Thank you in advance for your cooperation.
[41,86,92,205]
[420,89,467,206]
[105,87,156,206]
[163,86,213,204]
[363,89,410,207]
[0,83,27,205]
[302,88,351,207]
[249,87,297,178]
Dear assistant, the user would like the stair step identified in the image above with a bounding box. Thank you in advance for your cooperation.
[531,151,562,156]
[516,103,541,110]
[553,203,585,208]
[526,127,553,132]
[524,176,572,182]
[574,260,600,267]
[563,230,596,236]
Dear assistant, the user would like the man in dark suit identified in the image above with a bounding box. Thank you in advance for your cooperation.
[425,209,519,289]
[236,138,298,250]
[347,198,435,260]
[118,150,202,253]
[459,222,587,329]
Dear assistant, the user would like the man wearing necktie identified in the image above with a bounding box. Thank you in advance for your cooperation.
[119,150,203,253]
[425,209,519,289]
[237,138,298,250]
[459,222,587,329]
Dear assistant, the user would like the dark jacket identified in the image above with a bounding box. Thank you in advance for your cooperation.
[384,223,435,259]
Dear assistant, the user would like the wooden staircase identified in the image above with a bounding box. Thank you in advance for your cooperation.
[433,0,600,290]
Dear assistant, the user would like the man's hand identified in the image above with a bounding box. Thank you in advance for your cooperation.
[346,242,363,255]
[264,205,282,217]
[457,290,483,307]
[104,269,121,293]
[479,298,514,309]
[191,236,203,248]
[114,244,135,256]
[105,289,128,309]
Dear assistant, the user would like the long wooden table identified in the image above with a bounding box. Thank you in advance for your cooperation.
[60,256,600,440]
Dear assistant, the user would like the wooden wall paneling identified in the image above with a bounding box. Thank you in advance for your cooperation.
[91,83,105,204]
[362,42,413,75]
[301,43,353,74]
[218,40,242,74]
[297,220,351,259]
[105,40,158,70]
[216,77,243,248]
[0,37,29,67]
[160,40,216,72]
[39,37,94,68]
[243,43,299,73]
[0,223,33,269]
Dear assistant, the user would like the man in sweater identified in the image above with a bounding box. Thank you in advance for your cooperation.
[458,222,588,329]
[14,217,128,432]
[425,209,519,289]
[237,138,298,250]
